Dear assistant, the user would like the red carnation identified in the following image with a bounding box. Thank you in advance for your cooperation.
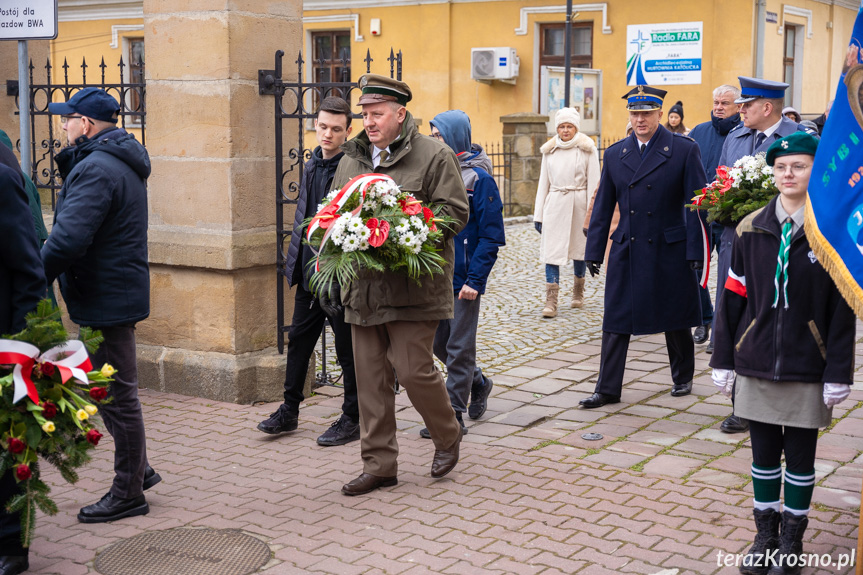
[89,387,108,401]
[40,362,55,377]
[86,429,103,446]
[312,204,340,229]
[366,218,390,248]
[399,196,422,216]
[8,438,25,454]
[15,464,31,481]
[42,401,57,419]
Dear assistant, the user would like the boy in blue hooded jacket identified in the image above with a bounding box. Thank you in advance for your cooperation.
[420,110,505,435]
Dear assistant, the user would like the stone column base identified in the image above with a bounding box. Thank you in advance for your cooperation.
[137,345,315,404]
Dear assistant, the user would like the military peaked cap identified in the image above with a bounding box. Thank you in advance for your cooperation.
[622,85,667,110]
[357,74,412,106]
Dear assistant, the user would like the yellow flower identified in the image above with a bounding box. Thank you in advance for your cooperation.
[76,409,89,421]
[84,405,98,416]
[42,422,55,433]
[100,363,116,378]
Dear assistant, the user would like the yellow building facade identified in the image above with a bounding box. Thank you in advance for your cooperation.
[52,1,856,143]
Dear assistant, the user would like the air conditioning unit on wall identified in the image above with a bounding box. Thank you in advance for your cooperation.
[471,47,520,84]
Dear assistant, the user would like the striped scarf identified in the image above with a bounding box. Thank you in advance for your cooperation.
[772,218,792,309]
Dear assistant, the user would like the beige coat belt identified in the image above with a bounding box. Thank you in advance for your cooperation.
[549,185,586,194]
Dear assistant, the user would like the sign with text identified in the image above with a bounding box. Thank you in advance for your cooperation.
[626,21,703,85]
[0,0,58,40]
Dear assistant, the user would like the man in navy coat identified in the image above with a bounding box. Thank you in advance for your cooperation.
[580,86,707,408]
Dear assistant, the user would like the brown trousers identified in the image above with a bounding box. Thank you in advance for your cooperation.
[352,320,461,476]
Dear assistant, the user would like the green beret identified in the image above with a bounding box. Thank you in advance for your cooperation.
[765,132,819,166]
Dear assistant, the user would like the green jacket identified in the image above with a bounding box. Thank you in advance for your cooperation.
[0,129,48,244]
[332,112,469,326]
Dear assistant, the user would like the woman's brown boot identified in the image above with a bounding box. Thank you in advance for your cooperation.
[571,276,585,308]
[542,283,559,317]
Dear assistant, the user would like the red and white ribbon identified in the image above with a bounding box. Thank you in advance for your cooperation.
[306,173,396,272]
[0,339,93,405]
[698,217,711,289]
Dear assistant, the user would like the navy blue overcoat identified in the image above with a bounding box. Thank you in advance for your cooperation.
[585,126,707,335]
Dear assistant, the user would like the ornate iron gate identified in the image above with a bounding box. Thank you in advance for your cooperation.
[258,48,402,358]
[15,56,146,207]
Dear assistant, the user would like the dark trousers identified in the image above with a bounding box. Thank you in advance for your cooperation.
[594,329,694,396]
[0,470,25,555]
[284,284,358,421]
[433,294,485,413]
[748,420,819,475]
[87,325,148,500]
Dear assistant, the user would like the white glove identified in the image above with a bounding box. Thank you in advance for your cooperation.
[711,368,735,397]
[823,383,851,408]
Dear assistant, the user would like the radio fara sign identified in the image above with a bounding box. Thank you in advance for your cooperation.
[626,22,703,86]
[0,0,58,40]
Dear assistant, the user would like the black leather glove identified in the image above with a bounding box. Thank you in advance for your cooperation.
[534,221,542,234]
[318,282,343,317]
[582,227,589,237]
[689,260,704,271]
[586,261,601,277]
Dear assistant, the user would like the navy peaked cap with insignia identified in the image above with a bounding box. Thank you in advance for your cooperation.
[623,85,667,110]
[735,77,789,103]
[765,132,819,165]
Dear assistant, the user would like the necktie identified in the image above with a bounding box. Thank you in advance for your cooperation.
[378,150,389,165]
[639,143,646,156]
[754,132,767,153]
[772,218,793,309]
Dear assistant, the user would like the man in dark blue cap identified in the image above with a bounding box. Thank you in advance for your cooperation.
[711,76,813,434]
[43,87,160,523]
[579,85,707,408]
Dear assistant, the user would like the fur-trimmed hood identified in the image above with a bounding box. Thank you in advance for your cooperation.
[540,131,596,155]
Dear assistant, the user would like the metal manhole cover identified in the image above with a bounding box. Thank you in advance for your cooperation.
[95,528,271,575]
[581,432,604,441]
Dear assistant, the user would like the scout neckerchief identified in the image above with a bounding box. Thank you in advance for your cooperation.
[772,217,792,309]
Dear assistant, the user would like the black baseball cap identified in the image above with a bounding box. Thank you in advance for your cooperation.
[48,87,120,123]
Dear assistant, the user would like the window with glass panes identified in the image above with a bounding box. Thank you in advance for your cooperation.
[783,25,796,107]
[311,30,351,105]
[539,23,593,68]
[128,38,145,121]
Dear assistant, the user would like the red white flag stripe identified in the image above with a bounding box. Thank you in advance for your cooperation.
[725,269,747,298]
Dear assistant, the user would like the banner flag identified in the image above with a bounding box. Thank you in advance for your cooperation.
[805,4,863,317]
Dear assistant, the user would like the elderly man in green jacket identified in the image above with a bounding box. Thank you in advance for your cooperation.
[323,74,469,495]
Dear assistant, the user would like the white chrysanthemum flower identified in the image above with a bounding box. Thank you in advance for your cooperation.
[348,217,365,232]
[399,231,416,246]
[358,226,371,239]
[342,235,360,252]
[395,220,410,233]
[382,195,398,207]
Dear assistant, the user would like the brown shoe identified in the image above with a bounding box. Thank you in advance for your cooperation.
[341,473,397,496]
[431,427,462,478]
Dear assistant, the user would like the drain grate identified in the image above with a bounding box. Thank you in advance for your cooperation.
[94,528,271,575]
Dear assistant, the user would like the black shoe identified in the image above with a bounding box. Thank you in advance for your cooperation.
[420,412,467,439]
[317,415,360,446]
[143,466,161,491]
[670,381,693,397]
[693,324,710,344]
[721,414,750,434]
[579,392,620,409]
[468,377,494,420]
[257,404,298,434]
[0,555,28,575]
[706,341,714,354]
[77,492,149,523]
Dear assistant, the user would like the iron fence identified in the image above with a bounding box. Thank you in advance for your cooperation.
[14,56,146,207]
[480,141,515,216]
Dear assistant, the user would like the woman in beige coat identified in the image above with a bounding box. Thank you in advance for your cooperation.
[533,107,600,317]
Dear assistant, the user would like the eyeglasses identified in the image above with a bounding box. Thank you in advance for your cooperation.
[772,163,812,175]
[60,115,84,124]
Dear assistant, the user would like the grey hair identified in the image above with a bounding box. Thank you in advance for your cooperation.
[713,85,741,100]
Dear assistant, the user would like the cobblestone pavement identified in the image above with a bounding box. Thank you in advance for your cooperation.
[28,222,863,574]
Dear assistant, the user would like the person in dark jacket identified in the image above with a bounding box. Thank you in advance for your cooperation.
[43,88,160,524]
[713,77,813,434]
[0,130,48,246]
[418,110,504,437]
[687,85,743,346]
[256,97,361,447]
[580,85,707,409]
[711,133,856,575]
[0,130,46,575]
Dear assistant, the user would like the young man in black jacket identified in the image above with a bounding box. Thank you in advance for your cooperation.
[257,97,361,446]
